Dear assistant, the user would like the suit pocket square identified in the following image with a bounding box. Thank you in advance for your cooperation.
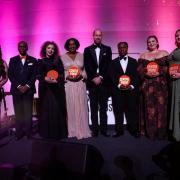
[28,63,33,66]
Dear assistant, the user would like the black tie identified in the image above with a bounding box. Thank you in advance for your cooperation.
[120,56,127,61]
[94,44,101,48]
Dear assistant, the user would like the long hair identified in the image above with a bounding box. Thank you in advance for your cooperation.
[40,41,60,63]
[0,46,6,79]
[175,29,180,48]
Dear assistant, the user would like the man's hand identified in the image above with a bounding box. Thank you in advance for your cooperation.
[18,85,30,93]
[92,76,102,85]
[119,84,131,90]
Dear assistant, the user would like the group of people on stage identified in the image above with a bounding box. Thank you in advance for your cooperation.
[0,28,180,141]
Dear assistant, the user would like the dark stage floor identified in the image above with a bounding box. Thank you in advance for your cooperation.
[0,127,171,180]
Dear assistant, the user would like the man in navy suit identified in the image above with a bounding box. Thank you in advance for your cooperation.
[109,42,139,137]
[8,41,37,140]
[84,29,112,137]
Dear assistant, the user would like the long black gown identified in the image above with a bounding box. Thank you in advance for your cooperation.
[37,57,67,139]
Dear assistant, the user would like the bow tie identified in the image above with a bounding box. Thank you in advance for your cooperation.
[120,56,127,61]
[94,44,101,48]
[20,56,26,59]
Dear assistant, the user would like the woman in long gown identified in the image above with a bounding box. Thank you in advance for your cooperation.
[37,41,67,139]
[137,35,169,140]
[61,38,91,139]
[169,29,180,141]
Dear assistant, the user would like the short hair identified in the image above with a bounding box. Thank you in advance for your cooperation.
[64,38,80,51]
[93,29,102,36]
[147,35,159,50]
[18,41,28,48]
[117,42,128,48]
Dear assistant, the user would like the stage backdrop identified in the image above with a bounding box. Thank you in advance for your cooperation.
[0,0,180,123]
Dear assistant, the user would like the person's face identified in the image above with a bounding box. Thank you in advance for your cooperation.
[18,42,28,55]
[45,44,55,58]
[175,31,180,47]
[147,37,158,51]
[93,30,102,44]
[118,43,128,57]
[68,40,77,53]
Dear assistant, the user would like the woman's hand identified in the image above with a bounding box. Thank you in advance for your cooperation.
[146,71,159,77]
[171,72,180,79]
[66,74,83,81]
[45,76,58,83]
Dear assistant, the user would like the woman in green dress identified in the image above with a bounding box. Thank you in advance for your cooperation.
[169,29,180,141]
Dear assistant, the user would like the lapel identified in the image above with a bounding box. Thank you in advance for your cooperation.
[23,55,30,67]
[90,45,98,65]
[99,45,106,66]
[116,58,124,74]
[125,56,131,74]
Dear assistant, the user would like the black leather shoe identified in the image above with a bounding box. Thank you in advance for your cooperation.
[91,131,98,137]
[101,132,110,137]
[112,131,124,137]
[129,130,140,138]
[16,133,25,141]
[26,134,33,139]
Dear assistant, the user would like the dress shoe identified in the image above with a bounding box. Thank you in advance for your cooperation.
[129,131,140,138]
[26,133,33,139]
[91,131,98,137]
[112,131,124,137]
[101,132,110,137]
[15,133,25,141]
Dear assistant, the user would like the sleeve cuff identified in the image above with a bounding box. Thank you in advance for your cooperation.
[130,85,134,89]
[118,84,121,89]
[26,84,30,88]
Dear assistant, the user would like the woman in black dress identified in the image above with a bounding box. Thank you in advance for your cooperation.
[37,41,67,139]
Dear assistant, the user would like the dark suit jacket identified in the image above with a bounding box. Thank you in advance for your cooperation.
[84,44,112,88]
[109,56,139,90]
[8,55,37,95]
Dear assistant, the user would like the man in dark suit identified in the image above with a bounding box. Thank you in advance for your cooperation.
[109,42,139,137]
[8,41,37,140]
[84,29,112,137]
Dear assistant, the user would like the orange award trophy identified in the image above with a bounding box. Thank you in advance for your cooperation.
[68,66,81,79]
[169,63,179,76]
[47,70,59,80]
[146,61,159,76]
[119,75,131,89]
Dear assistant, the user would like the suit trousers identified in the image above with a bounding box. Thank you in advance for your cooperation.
[88,85,110,133]
[112,88,139,134]
[12,94,33,137]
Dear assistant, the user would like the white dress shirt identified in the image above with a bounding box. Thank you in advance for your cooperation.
[95,47,100,73]
[119,55,128,73]
[118,55,134,89]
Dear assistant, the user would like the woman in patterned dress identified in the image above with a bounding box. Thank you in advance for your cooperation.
[138,35,169,140]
